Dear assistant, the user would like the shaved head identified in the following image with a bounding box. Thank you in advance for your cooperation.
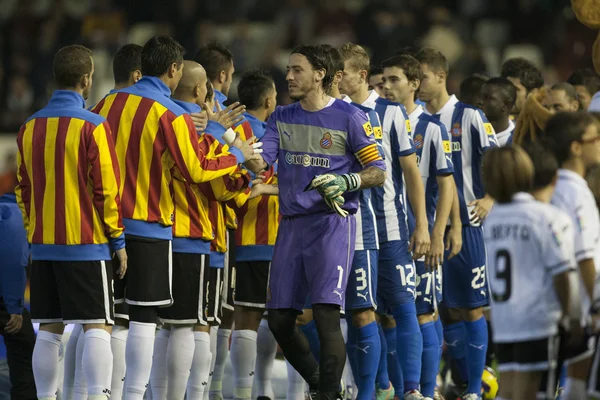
[173,60,209,105]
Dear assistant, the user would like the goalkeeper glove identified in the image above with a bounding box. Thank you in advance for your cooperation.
[304,173,361,217]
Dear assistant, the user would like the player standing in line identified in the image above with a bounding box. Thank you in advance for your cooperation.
[368,65,385,97]
[245,44,386,400]
[459,75,489,110]
[92,36,256,400]
[480,78,517,147]
[567,68,600,111]
[228,69,280,400]
[545,83,580,114]
[415,47,498,400]
[545,112,600,399]
[381,54,456,400]
[483,144,580,400]
[336,43,390,400]
[16,44,127,400]
[500,58,544,119]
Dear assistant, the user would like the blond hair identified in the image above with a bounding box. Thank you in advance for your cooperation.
[337,43,370,73]
[482,145,534,203]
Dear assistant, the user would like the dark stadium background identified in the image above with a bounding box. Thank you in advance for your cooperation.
[0,0,597,397]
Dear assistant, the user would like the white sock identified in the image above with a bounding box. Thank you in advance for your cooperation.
[254,319,277,399]
[188,331,212,400]
[63,324,83,399]
[563,377,587,400]
[83,329,113,396]
[231,330,258,400]
[167,326,195,400]
[111,325,128,400]
[73,327,87,400]
[149,328,170,400]
[285,359,307,400]
[204,326,219,400]
[209,328,231,399]
[123,321,157,400]
[33,331,63,399]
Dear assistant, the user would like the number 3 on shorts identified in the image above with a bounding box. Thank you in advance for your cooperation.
[471,265,486,289]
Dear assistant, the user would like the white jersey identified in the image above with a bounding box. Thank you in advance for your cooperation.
[483,192,576,342]
[552,169,600,311]
[496,119,515,147]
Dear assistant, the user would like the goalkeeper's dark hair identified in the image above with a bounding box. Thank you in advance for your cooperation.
[292,44,335,93]
[322,44,344,73]
[522,140,559,190]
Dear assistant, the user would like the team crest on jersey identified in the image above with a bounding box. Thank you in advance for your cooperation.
[451,123,462,137]
[320,132,333,149]
[414,134,424,149]
[363,122,374,136]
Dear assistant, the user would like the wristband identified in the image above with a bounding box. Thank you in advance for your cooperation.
[222,128,236,145]
[343,173,361,192]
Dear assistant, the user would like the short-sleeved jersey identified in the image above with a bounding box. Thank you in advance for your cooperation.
[260,97,385,217]
[406,106,454,233]
[424,95,498,226]
[552,169,600,307]
[484,192,576,342]
[496,119,515,147]
[356,90,415,243]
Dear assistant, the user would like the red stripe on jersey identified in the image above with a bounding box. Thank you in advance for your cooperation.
[53,117,70,244]
[187,186,203,238]
[234,202,249,246]
[105,93,128,141]
[91,97,106,114]
[31,118,47,244]
[79,130,94,243]
[255,195,270,245]
[147,128,167,222]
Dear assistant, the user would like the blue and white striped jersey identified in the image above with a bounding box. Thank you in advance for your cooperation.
[406,105,454,233]
[357,90,416,243]
[424,95,498,226]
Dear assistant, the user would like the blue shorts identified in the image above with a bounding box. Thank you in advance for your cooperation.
[377,240,416,312]
[442,225,488,309]
[345,249,378,311]
[415,259,439,315]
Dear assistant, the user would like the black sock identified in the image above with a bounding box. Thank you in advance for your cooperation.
[485,318,495,367]
[313,304,345,394]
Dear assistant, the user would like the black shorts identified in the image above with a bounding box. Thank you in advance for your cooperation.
[159,253,223,325]
[30,260,114,324]
[222,229,236,311]
[112,262,129,320]
[234,261,270,308]
[588,335,600,398]
[118,235,173,307]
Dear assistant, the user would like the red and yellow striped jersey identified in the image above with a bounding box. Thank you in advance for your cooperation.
[92,77,244,239]
[16,90,124,261]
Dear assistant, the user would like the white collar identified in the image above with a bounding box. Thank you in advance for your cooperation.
[558,169,587,186]
[408,104,424,121]
[512,192,535,202]
[496,119,515,138]
[424,94,458,116]
[362,90,380,108]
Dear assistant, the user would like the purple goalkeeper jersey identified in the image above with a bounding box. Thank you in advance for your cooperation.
[261,98,386,217]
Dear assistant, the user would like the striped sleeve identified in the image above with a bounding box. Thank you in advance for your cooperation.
[163,113,242,184]
[472,109,498,152]
[391,105,415,156]
[207,169,252,204]
[347,109,386,170]
[431,123,453,175]
[87,121,125,250]
[15,124,31,233]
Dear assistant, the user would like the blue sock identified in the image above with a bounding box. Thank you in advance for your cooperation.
[353,322,381,400]
[300,319,321,362]
[444,321,469,383]
[345,317,359,385]
[383,327,403,395]
[464,317,488,395]
[392,303,423,393]
[420,322,440,398]
[375,323,390,390]
[434,318,444,360]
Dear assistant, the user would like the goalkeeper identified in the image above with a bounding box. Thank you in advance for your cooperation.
[245,44,386,400]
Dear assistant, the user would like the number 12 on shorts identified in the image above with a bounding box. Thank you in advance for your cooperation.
[396,264,416,297]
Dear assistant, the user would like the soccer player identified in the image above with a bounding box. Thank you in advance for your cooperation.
[545,112,600,399]
[416,47,498,400]
[338,42,431,400]
[244,44,386,400]
[92,36,256,400]
[545,83,580,114]
[459,74,489,109]
[16,44,127,400]
[228,69,279,400]
[480,77,517,147]
[500,58,544,118]
[368,65,385,97]
[567,68,600,111]
[483,144,579,400]
[380,53,456,399]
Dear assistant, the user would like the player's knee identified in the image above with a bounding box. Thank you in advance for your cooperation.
[268,309,297,340]
[461,306,484,322]
[350,308,376,327]
[38,323,64,335]
[379,314,396,329]
[313,303,342,334]
[417,313,434,325]
[128,305,158,324]
[440,306,462,324]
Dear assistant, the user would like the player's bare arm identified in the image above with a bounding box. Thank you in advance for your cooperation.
[578,258,596,302]
[399,153,431,259]
[356,165,386,188]
[554,270,583,345]
[446,185,463,259]
[427,174,455,268]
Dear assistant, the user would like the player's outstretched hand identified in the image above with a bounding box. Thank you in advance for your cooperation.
[190,111,208,132]
[204,101,246,129]
[4,314,23,335]
[426,232,444,269]
[445,224,463,259]
[115,247,128,279]
[234,134,263,162]
[468,196,494,224]
[410,225,430,259]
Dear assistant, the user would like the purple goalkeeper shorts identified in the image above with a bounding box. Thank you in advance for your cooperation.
[267,212,356,311]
